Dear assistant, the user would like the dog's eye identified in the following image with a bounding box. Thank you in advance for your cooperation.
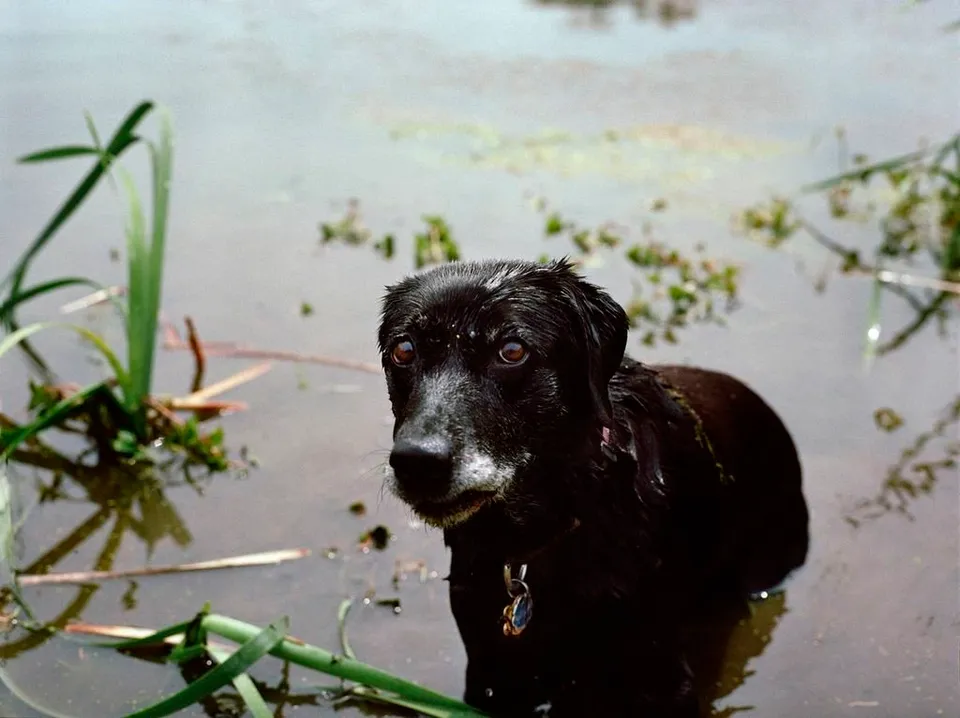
[391,339,416,366]
[498,340,527,364]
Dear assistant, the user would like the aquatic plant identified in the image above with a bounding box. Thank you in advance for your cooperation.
[0,102,238,471]
[67,606,485,718]
[538,206,739,346]
[739,129,960,522]
[320,199,740,348]
[739,131,960,361]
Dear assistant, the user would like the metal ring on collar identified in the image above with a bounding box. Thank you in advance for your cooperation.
[503,563,528,596]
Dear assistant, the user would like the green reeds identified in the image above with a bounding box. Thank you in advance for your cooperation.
[0,102,184,461]
[741,130,960,360]
[117,111,172,437]
[1,102,154,375]
[77,609,486,718]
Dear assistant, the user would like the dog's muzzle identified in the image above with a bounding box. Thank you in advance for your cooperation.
[387,431,506,527]
[388,435,455,499]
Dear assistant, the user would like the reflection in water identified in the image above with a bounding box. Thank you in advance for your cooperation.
[533,0,698,27]
[684,591,789,717]
[631,0,697,25]
[849,395,960,526]
[180,658,319,718]
[0,436,200,661]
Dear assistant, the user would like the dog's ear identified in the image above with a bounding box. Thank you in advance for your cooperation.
[555,262,628,427]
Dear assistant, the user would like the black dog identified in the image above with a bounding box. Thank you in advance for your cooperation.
[377,259,809,717]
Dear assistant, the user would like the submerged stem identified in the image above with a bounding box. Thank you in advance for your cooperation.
[202,614,481,714]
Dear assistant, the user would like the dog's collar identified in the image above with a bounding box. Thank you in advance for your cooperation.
[500,514,581,637]
[501,426,616,637]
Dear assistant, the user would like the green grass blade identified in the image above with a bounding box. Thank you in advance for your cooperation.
[801,133,959,194]
[83,111,104,153]
[0,277,125,326]
[83,110,119,190]
[204,614,483,713]
[79,620,197,651]
[228,672,272,718]
[131,110,173,427]
[943,222,960,275]
[124,617,289,718]
[0,381,111,460]
[801,147,932,193]
[337,598,357,660]
[117,169,151,432]
[17,145,98,163]
[0,322,128,385]
[862,272,884,371]
[96,612,486,716]
[0,322,131,400]
[931,132,960,168]
[2,101,154,298]
[208,647,272,718]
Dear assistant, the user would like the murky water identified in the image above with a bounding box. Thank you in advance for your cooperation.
[1,1,957,716]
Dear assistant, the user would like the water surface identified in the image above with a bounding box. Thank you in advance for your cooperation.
[1,1,957,716]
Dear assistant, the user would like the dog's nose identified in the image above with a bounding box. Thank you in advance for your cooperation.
[389,437,454,495]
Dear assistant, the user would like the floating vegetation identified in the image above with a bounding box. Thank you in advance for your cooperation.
[321,204,456,269]
[320,199,739,347]
[377,115,790,185]
[358,525,392,552]
[738,132,960,359]
[533,0,700,27]
[848,395,960,526]
[414,215,460,268]
[873,407,905,433]
[319,197,396,260]
[538,204,740,346]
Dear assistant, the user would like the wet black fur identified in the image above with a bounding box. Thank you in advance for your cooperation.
[377,259,810,717]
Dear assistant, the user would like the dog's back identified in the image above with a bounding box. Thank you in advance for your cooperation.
[640,363,809,596]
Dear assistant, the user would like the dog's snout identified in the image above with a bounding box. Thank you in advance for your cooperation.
[389,436,454,496]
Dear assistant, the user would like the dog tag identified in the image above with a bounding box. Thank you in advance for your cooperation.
[501,564,533,637]
[502,590,533,636]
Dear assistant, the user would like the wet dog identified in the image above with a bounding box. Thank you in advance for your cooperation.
[377,259,810,717]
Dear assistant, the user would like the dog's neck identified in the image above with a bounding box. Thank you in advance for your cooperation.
[443,495,583,568]
[445,423,625,570]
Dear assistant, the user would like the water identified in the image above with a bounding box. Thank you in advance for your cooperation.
[1,1,957,716]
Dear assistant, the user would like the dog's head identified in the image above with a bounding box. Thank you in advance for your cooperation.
[377,258,628,528]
